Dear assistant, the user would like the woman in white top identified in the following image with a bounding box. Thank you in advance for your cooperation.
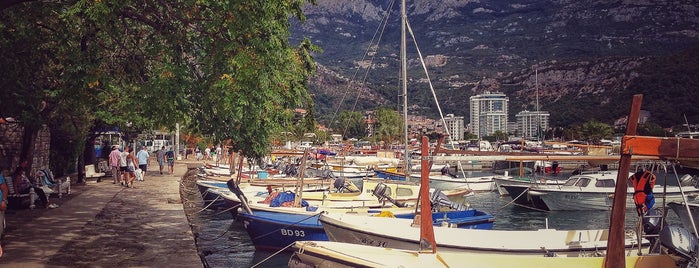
[123,147,138,188]
[119,148,128,185]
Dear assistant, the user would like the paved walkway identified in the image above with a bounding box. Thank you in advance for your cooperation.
[0,160,202,267]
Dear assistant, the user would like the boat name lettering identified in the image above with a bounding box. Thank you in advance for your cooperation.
[280,229,305,237]
[360,237,387,247]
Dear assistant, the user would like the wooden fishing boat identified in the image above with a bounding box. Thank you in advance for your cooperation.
[319,212,643,256]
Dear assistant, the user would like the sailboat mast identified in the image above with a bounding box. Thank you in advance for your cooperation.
[605,94,643,267]
[401,0,409,172]
[534,68,541,142]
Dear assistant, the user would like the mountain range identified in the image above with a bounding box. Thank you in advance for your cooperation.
[290,0,699,129]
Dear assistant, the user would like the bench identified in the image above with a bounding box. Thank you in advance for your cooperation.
[85,164,106,182]
[3,173,37,209]
[35,169,70,198]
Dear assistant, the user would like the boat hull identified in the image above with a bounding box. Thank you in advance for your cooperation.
[237,210,328,251]
[500,184,550,210]
[319,213,645,256]
[290,241,676,268]
[537,190,699,211]
[374,169,407,181]
[427,175,497,192]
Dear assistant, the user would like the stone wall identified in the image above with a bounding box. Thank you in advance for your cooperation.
[0,123,51,178]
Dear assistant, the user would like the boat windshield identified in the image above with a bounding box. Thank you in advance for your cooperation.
[595,179,616,188]
[563,177,591,187]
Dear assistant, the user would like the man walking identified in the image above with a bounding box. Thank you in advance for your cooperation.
[166,146,175,174]
[136,145,150,181]
[108,145,121,184]
[157,146,166,175]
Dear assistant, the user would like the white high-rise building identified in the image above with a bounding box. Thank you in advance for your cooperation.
[516,110,550,140]
[441,114,465,142]
[470,92,509,139]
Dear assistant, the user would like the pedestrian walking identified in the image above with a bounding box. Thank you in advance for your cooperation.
[119,147,128,185]
[166,146,175,174]
[108,145,121,184]
[124,146,137,188]
[157,146,166,175]
[136,145,149,181]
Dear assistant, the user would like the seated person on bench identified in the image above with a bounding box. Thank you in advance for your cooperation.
[13,166,58,209]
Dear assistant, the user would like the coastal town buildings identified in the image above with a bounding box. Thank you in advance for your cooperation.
[439,114,465,142]
[470,91,509,139]
[515,110,550,141]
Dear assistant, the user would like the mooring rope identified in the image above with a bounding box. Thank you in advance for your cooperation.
[249,242,296,268]
[196,219,235,242]
[498,187,531,210]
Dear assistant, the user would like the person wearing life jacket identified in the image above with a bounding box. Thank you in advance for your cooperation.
[629,170,656,216]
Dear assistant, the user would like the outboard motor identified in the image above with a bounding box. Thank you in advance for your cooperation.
[440,165,457,178]
[659,224,698,268]
[430,189,468,211]
[679,174,697,187]
[333,177,359,193]
[373,182,406,207]
[641,208,663,246]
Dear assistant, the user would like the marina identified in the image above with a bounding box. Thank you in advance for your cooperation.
[183,167,688,267]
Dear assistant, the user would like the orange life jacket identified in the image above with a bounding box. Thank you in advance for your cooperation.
[629,170,656,215]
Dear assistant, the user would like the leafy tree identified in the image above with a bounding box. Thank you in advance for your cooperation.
[638,122,667,137]
[333,110,366,140]
[581,119,613,144]
[563,124,582,141]
[373,107,402,148]
[492,130,508,142]
[464,132,478,141]
[1,0,320,173]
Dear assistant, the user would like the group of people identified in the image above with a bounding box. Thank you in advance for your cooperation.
[0,160,61,257]
[107,145,175,187]
[195,146,223,163]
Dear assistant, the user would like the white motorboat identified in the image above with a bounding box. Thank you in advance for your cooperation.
[504,170,699,211]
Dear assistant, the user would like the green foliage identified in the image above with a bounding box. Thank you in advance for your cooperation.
[1,0,320,165]
[637,122,668,137]
[373,107,403,147]
[332,111,366,140]
[580,119,613,144]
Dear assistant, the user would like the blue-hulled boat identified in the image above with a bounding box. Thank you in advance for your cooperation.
[233,188,494,251]
[397,209,494,229]
[373,169,407,181]
[237,209,329,251]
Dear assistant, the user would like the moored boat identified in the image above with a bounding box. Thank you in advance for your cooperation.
[320,212,647,256]
[506,170,699,211]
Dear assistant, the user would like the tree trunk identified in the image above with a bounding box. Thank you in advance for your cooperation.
[19,124,38,175]
[77,153,85,184]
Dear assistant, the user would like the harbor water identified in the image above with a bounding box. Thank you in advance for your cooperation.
[182,170,686,268]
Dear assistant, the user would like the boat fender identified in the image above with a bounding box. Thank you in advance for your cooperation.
[629,170,656,216]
